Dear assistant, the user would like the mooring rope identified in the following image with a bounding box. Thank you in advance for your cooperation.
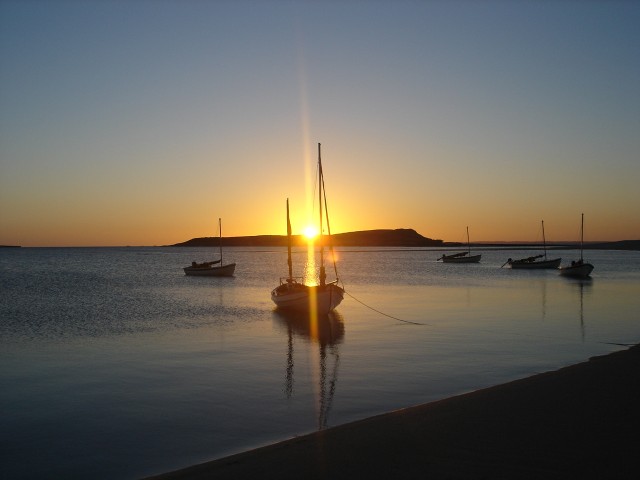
[343,289,429,326]
[341,286,635,351]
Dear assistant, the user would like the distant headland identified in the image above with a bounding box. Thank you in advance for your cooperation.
[170,228,443,248]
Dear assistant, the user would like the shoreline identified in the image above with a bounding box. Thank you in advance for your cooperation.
[145,343,640,480]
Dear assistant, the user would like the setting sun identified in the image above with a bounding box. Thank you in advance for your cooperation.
[303,225,319,240]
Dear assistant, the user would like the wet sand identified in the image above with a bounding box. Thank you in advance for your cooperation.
[146,344,639,480]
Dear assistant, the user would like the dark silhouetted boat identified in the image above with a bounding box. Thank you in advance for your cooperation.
[559,213,594,278]
[271,143,344,314]
[505,220,561,269]
[438,226,481,263]
[183,218,236,276]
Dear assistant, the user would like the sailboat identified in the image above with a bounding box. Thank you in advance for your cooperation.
[183,218,236,276]
[559,213,594,278]
[438,226,481,263]
[271,143,344,314]
[505,220,561,269]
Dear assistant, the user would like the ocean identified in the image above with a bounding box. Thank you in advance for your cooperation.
[1,246,639,479]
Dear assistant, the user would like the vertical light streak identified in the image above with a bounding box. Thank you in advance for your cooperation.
[295,34,321,337]
[295,29,314,230]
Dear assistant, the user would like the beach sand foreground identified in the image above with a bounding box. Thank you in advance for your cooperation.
[146,344,639,480]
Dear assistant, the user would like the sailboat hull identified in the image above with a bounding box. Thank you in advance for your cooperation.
[559,262,594,278]
[510,258,561,269]
[184,263,236,277]
[271,282,344,314]
[442,254,481,263]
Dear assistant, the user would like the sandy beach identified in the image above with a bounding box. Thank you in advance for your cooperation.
[146,343,639,480]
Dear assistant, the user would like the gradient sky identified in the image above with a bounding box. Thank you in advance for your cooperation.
[1,0,639,246]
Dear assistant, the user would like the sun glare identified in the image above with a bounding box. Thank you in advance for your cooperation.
[303,225,318,240]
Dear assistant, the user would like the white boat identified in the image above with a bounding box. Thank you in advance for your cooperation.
[438,226,481,263]
[271,143,344,314]
[559,213,594,278]
[183,218,236,276]
[505,220,561,269]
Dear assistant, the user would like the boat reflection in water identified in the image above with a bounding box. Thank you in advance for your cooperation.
[536,276,591,340]
[273,310,345,430]
[570,277,592,341]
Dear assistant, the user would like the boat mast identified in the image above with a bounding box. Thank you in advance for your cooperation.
[218,218,223,264]
[321,156,339,282]
[466,226,471,255]
[580,213,584,262]
[318,143,326,286]
[286,199,293,282]
[542,220,547,260]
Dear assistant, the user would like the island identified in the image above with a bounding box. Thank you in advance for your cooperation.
[170,228,444,248]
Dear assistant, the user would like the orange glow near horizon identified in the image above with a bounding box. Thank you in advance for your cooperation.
[1,139,638,246]
[2,206,638,247]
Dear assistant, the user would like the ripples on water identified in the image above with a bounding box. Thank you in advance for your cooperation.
[1,246,639,479]
[1,248,266,340]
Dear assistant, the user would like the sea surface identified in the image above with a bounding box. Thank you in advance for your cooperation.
[2,246,639,479]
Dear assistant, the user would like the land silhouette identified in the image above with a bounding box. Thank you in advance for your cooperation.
[171,228,443,247]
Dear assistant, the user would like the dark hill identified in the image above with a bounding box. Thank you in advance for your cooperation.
[332,229,442,247]
[171,229,442,248]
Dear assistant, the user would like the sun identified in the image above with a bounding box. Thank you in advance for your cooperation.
[303,225,319,240]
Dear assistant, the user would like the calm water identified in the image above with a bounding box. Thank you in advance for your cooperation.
[2,246,639,479]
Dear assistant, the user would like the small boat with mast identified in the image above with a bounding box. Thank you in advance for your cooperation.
[438,226,481,263]
[271,143,344,314]
[559,213,594,278]
[183,218,236,276]
[504,220,561,269]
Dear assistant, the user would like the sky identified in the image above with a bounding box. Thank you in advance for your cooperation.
[1,0,639,246]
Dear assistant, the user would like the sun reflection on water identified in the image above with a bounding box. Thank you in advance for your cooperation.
[304,243,318,286]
